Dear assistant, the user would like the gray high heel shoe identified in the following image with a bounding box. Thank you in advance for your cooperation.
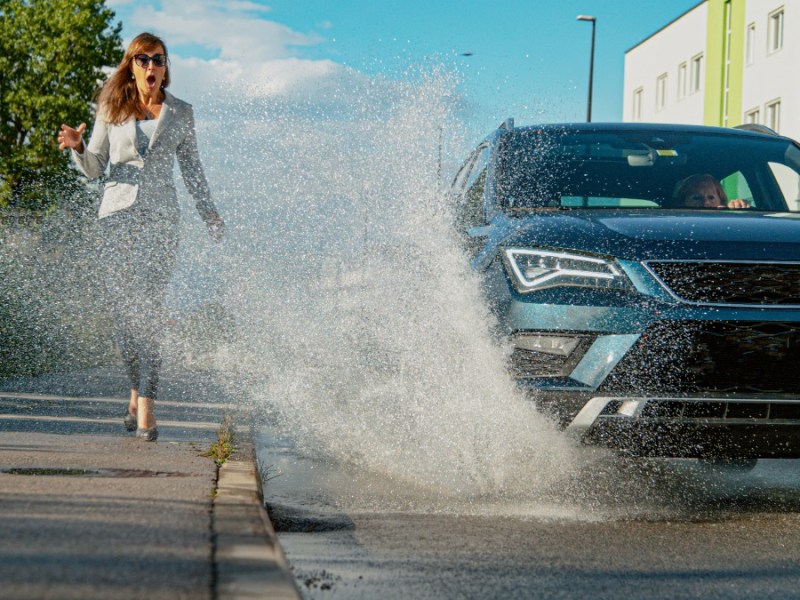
[136,427,158,442]
[124,412,137,432]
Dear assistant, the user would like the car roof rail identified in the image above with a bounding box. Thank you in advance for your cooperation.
[733,123,779,136]
[498,118,515,131]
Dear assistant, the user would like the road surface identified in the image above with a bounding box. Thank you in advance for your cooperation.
[259,429,800,599]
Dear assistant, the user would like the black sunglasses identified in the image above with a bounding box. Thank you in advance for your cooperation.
[133,53,167,68]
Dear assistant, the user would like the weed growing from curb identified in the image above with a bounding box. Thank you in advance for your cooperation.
[258,463,282,484]
[203,416,236,465]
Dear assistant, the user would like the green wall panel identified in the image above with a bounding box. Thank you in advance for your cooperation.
[704,0,746,127]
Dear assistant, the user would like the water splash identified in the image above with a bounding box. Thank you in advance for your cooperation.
[196,68,580,500]
[4,60,787,519]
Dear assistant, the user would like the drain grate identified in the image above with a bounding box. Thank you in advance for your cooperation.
[0,467,190,477]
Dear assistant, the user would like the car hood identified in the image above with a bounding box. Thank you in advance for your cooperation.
[494,209,800,262]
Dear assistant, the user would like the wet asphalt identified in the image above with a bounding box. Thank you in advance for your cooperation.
[0,368,298,600]
[259,429,800,600]
[8,369,800,599]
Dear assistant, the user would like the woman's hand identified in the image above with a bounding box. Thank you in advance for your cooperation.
[205,210,225,242]
[58,123,86,152]
[726,198,750,209]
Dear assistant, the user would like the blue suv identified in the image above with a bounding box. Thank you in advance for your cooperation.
[452,121,800,461]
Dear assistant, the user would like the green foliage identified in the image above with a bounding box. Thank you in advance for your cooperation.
[0,0,123,211]
[203,416,236,465]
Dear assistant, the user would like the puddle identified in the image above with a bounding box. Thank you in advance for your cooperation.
[1,467,191,478]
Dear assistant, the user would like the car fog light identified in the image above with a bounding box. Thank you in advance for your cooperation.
[514,334,581,356]
[618,399,642,417]
[509,333,592,378]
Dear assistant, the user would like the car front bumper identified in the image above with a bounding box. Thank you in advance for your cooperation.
[521,391,800,458]
[489,259,800,458]
[579,395,800,458]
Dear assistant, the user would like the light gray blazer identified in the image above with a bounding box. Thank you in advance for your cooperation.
[72,91,216,220]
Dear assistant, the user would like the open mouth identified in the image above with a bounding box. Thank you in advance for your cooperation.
[147,74,156,85]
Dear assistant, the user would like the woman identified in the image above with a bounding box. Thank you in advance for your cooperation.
[58,32,223,441]
[676,173,750,209]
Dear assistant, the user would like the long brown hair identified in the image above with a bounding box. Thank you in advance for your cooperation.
[675,173,729,207]
[97,32,171,125]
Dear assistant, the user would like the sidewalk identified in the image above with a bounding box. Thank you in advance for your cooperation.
[0,382,300,600]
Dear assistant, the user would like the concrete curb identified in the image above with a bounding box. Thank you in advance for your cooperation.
[214,445,301,599]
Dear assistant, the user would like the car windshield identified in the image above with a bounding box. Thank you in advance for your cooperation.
[494,128,800,212]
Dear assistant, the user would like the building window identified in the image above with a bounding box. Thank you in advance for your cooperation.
[632,87,643,121]
[766,99,781,132]
[745,108,760,124]
[691,53,703,93]
[656,73,668,111]
[769,8,784,53]
[746,22,756,65]
[677,62,687,100]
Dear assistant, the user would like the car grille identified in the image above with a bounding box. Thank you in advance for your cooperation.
[645,261,800,306]
[602,320,800,394]
[599,398,800,421]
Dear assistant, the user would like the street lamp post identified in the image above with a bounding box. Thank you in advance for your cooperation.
[576,15,596,123]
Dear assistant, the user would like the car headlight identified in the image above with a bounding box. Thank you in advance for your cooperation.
[503,248,631,293]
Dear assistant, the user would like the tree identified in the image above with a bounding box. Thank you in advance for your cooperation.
[0,0,122,211]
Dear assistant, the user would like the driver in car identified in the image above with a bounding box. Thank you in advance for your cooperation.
[675,173,750,209]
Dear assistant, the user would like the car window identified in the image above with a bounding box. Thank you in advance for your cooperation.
[720,171,755,207]
[495,129,799,212]
[561,196,660,208]
[462,168,487,223]
[454,143,490,230]
[769,162,800,211]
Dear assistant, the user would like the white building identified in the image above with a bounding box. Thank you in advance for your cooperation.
[624,1,799,139]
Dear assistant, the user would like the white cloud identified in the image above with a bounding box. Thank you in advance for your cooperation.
[118,0,346,104]
[246,58,342,97]
[111,0,458,158]
[213,0,271,13]
[167,54,370,109]
[128,0,321,63]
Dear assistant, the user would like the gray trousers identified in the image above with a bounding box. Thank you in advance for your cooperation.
[97,206,179,400]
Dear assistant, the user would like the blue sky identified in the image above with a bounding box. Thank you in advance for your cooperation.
[108,0,702,140]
